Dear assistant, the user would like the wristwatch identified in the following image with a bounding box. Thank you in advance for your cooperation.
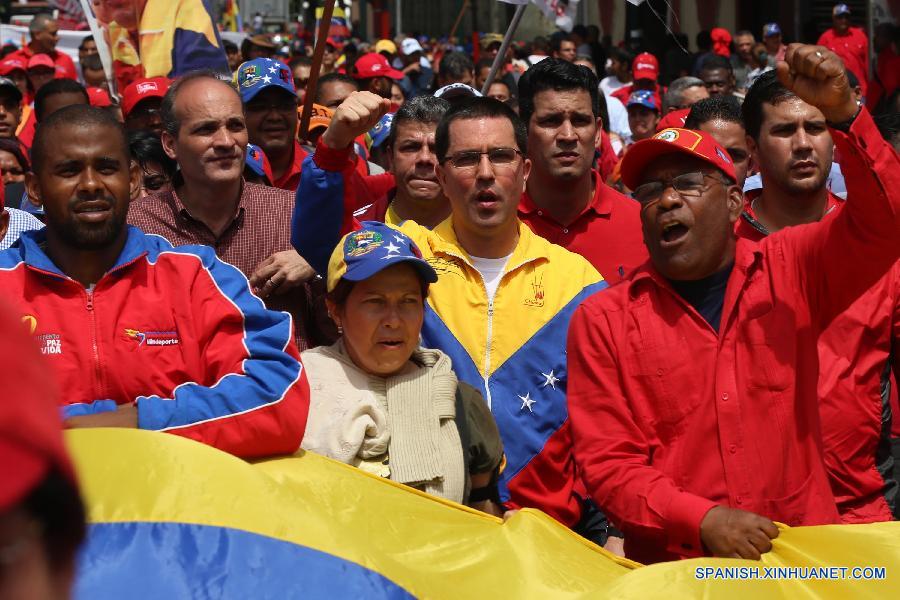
[827,99,863,132]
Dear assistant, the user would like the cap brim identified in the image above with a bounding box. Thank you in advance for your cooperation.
[633,70,658,81]
[343,256,438,286]
[240,81,296,103]
[621,138,722,190]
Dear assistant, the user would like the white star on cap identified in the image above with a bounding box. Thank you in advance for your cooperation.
[268,66,277,73]
[540,370,560,390]
[384,242,401,254]
[262,75,272,84]
[393,235,405,244]
[518,392,536,413]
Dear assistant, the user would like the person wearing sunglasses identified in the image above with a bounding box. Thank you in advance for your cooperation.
[293,92,607,545]
[567,45,900,564]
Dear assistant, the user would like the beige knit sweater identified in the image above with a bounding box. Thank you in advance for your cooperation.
[301,340,466,503]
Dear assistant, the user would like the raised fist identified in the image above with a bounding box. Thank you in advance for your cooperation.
[776,44,858,123]
[321,91,392,150]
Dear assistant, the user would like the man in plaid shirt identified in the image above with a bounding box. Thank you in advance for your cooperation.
[128,71,333,350]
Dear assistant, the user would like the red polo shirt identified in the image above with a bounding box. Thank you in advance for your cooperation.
[568,108,899,563]
[817,27,869,96]
[271,140,308,192]
[8,46,77,81]
[519,171,647,284]
[737,197,900,524]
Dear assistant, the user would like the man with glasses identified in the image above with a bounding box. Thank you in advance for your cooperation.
[568,45,900,563]
[293,93,610,543]
[238,58,305,191]
[128,71,328,351]
[122,77,170,137]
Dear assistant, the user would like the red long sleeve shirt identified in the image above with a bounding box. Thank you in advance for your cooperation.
[737,194,900,524]
[567,108,900,564]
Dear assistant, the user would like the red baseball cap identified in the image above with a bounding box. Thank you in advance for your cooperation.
[121,76,170,118]
[632,52,659,82]
[27,53,55,71]
[87,86,112,107]
[352,52,404,80]
[0,56,27,76]
[0,301,75,513]
[620,127,737,190]
[656,108,690,132]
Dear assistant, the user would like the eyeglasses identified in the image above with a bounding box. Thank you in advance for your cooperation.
[246,98,299,113]
[632,171,726,207]
[441,147,523,170]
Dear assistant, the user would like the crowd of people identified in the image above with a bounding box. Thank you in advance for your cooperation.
[1,5,900,592]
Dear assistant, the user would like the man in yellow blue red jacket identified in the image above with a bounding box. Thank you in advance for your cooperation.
[293,92,607,534]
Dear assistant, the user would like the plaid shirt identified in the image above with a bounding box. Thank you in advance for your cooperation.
[127,181,335,350]
[1,208,44,251]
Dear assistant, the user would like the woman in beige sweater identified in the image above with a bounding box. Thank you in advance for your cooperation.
[301,222,504,514]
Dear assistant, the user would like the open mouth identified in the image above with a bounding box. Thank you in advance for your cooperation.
[474,190,499,208]
[377,340,404,350]
[74,201,113,222]
[660,221,689,245]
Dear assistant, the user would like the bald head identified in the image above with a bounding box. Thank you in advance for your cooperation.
[160,71,242,137]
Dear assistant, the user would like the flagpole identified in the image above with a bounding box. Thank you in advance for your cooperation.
[78,0,118,99]
[448,0,470,41]
[480,2,526,96]
[299,0,337,141]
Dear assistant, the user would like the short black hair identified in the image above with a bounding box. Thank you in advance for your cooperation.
[517,58,599,126]
[845,69,859,88]
[699,54,733,74]
[609,47,634,66]
[21,469,86,569]
[81,53,103,72]
[34,79,88,122]
[78,35,95,50]
[741,69,798,140]
[386,94,450,150]
[32,104,128,174]
[161,70,239,136]
[435,97,527,162]
[222,39,238,54]
[314,72,359,103]
[288,55,312,69]
[439,52,474,80]
[550,34,573,54]
[475,57,493,72]
[531,36,551,55]
[128,129,177,178]
[0,137,30,171]
[684,95,743,129]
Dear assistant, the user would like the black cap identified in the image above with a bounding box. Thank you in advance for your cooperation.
[0,77,22,103]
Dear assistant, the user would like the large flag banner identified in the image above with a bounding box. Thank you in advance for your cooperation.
[221,0,242,33]
[70,429,900,598]
[499,0,581,32]
[82,0,229,92]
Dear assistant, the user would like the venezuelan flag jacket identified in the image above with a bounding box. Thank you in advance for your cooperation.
[0,227,309,459]
[293,142,607,526]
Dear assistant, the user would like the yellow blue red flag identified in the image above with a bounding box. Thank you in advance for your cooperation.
[68,430,900,598]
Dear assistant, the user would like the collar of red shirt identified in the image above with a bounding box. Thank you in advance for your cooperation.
[272,140,306,190]
[518,170,611,222]
[740,192,844,237]
[625,237,764,300]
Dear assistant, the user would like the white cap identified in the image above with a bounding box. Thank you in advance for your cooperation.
[401,38,424,56]
[433,83,483,100]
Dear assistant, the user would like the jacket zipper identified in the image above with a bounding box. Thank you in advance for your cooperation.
[85,288,103,401]
[484,298,494,409]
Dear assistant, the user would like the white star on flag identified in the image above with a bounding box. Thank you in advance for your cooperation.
[269,66,277,73]
[394,235,405,243]
[540,370,560,390]
[262,75,272,84]
[384,242,401,254]
[518,392,536,413]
